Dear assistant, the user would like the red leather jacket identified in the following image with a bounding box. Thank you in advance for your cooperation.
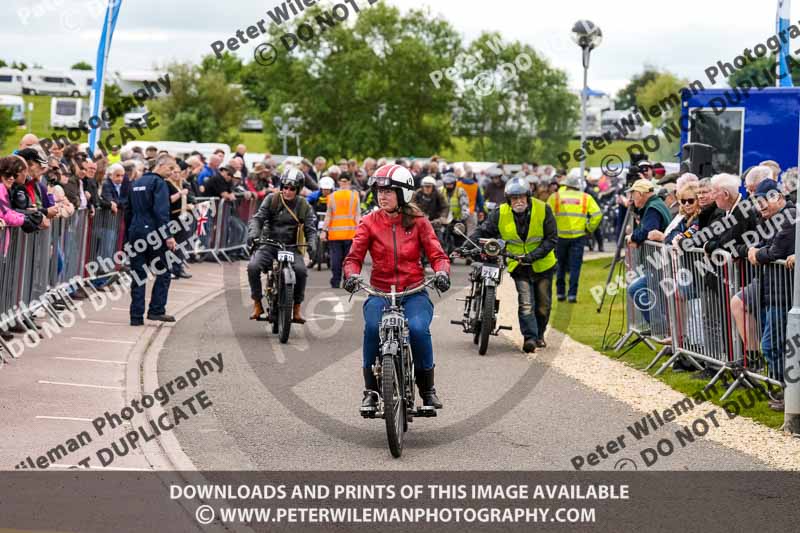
[343,208,450,293]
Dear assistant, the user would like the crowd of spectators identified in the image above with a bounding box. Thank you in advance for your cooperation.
[624,160,799,411]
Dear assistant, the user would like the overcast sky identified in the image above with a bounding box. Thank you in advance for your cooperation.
[4,0,794,96]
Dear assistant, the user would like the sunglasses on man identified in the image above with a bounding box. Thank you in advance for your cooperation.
[282,185,297,192]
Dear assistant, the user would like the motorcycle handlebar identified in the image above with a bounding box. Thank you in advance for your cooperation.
[355,277,436,299]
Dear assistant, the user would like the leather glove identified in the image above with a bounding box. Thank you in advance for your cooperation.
[434,271,451,293]
[343,275,361,294]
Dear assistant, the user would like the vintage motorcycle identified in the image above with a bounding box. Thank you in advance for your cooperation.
[449,224,514,355]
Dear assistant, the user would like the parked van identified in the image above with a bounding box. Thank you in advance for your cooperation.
[0,95,26,125]
[24,70,87,97]
[50,97,90,129]
[0,68,25,95]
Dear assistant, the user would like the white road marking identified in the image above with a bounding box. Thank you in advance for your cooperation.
[36,416,93,422]
[53,357,127,365]
[111,307,129,312]
[70,337,135,344]
[168,288,207,294]
[38,380,124,391]
[88,320,129,326]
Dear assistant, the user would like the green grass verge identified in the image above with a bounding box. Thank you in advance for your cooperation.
[551,256,784,430]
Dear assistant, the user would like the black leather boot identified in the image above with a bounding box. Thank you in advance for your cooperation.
[417,367,443,409]
[361,367,379,413]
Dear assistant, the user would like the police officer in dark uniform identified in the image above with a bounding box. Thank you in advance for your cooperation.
[125,154,177,326]
[247,167,317,324]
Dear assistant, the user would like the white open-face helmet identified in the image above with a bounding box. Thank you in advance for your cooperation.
[369,164,415,205]
[319,176,335,190]
[421,175,437,187]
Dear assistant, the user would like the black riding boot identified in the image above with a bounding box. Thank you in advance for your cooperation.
[361,367,379,412]
[416,367,443,409]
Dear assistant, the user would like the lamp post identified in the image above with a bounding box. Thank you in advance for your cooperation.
[571,20,603,188]
[273,103,302,156]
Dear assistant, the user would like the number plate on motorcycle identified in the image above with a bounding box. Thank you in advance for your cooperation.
[381,314,403,328]
[278,251,295,263]
[481,266,500,279]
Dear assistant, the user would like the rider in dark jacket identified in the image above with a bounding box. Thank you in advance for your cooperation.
[247,167,317,324]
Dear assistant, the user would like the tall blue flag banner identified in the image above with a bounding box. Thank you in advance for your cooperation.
[88,0,123,155]
[778,0,794,87]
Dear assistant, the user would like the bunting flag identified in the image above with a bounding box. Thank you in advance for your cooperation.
[777,0,794,87]
[88,0,124,155]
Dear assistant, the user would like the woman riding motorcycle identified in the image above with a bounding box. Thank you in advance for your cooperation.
[343,164,451,413]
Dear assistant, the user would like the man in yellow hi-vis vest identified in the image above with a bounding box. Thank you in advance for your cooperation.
[321,173,361,289]
[469,177,557,353]
[547,174,602,303]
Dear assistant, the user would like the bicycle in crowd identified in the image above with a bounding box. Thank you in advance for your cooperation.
[449,224,513,355]
[352,276,439,458]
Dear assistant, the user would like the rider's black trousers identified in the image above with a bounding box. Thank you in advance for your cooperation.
[247,247,307,304]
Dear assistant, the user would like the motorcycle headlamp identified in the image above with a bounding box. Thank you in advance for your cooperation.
[483,239,502,257]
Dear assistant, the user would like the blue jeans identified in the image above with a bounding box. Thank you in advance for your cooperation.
[555,236,585,298]
[513,277,540,342]
[761,306,787,383]
[362,291,434,370]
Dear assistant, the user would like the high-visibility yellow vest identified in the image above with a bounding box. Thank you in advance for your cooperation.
[327,189,359,240]
[546,186,602,239]
[441,186,461,220]
[498,201,557,273]
[459,181,478,213]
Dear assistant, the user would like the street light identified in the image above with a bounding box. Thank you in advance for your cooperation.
[571,19,603,187]
[273,104,302,156]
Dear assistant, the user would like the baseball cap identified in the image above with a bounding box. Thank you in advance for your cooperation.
[752,179,781,199]
[17,147,48,166]
[626,179,655,194]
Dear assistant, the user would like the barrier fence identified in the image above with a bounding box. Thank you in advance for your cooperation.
[1,194,261,365]
[618,240,792,401]
[189,195,258,263]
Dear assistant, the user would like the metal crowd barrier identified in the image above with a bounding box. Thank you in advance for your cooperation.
[189,195,258,264]
[85,207,126,281]
[621,239,793,401]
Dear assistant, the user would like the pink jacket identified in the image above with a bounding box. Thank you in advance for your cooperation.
[0,184,25,227]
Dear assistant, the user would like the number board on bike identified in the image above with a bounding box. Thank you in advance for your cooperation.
[278,251,295,263]
[481,266,500,280]
[381,313,404,329]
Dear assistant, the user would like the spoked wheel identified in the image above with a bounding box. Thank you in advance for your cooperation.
[268,286,279,334]
[478,285,496,355]
[471,288,481,345]
[382,353,404,458]
[278,281,293,343]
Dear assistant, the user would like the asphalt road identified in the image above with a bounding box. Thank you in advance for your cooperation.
[158,260,768,471]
